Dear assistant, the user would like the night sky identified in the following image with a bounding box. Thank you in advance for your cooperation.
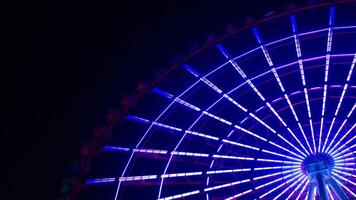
[6,0,305,199]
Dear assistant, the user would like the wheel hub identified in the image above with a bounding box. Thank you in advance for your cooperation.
[302,153,348,200]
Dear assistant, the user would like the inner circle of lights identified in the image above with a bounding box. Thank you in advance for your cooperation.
[81,3,355,200]
[302,153,334,176]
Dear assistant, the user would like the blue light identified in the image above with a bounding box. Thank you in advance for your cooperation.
[182,64,200,77]
[103,146,130,152]
[153,87,173,99]
[126,115,150,124]
[79,4,356,200]
[215,44,231,59]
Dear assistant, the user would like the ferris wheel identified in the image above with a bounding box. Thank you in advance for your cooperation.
[70,2,356,200]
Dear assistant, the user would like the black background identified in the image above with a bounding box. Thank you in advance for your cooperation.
[5,0,306,199]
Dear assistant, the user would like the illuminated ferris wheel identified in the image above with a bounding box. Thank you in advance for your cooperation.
[70,2,356,200]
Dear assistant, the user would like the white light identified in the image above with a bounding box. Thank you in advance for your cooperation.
[185,130,219,141]
[262,149,303,161]
[222,139,260,151]
[274,175,304,200]
[334,84,349,116]
[256,158,301,165]
[259,173,303,198]
[246,79,266,101]
[319,117,325,152]
[322,53,356,152]
[216,44,248,78]
[286,177,308,200]
[297,179,309,199]
[285,94,299,121]
[325,103,355,153]
[310,119,316,153]
[277,134,307,157]
[234,125,267,141]
[266,102,287,127]
[286,127,310,155]
[159,190,200,200]
[174,97,201,111]
[326,185,334,200]
[255,170,301,191]
[213,154,254,160]
[133,148,168,154]
[322,84,327,116]
[297,122,313,153]
[334,151,354,161]
[253,168,299,180]
[304,88,312,117]
[204,179,250,192]
[152,122,182,131]
[201,77,223,93]
[119,175,157,182]
[329,123,356,155]
[207,168,251,174]
[253,165,299,171]
[335,162,356,166]
[268,141,305,159]
[217,43,309,156]
[333,177,356,197]
[171,151,209,157]
[215,42,310,158]
[225,189,252,200]
[161,171,202,178]
[322,117,336,152]
[319,7,335,153]
[223,94,248,112]
[203,111,232,125]
[174,63,293,152]
[249,112,276,133]
[333,169,356,178]
[346,54,356,81]
[334,166,356,171]
[255,177,283,190]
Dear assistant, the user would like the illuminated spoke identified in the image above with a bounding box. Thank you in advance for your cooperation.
[216,44,309,156]
[104,145,303,164]
[126,115,303,161]
[286,177,308,200]
[259,173,304,199]
[297,179,309,199]
[153,85,306,158]
[253,28,312,154]
[225,170,303,200]
[325,103,356,153]
[184,63,277,133]
[273,175,305,200]
[333,169,356,178]
[322,53,356,152]
[88,165,304,185]
[333,176,356,198]
[326,185,335,200]
[329,123,356,156]
[224,189,253,200]
[252,168,301,181]
[291,15,317,153]
[158,179,252,200]
[332,172,356,187]
[333,151,355,162]
[318,7,335,152]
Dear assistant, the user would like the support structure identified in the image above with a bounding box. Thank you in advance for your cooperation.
[303,153,349,200]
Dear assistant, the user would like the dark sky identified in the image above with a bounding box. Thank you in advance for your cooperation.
[5,0,304,199]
